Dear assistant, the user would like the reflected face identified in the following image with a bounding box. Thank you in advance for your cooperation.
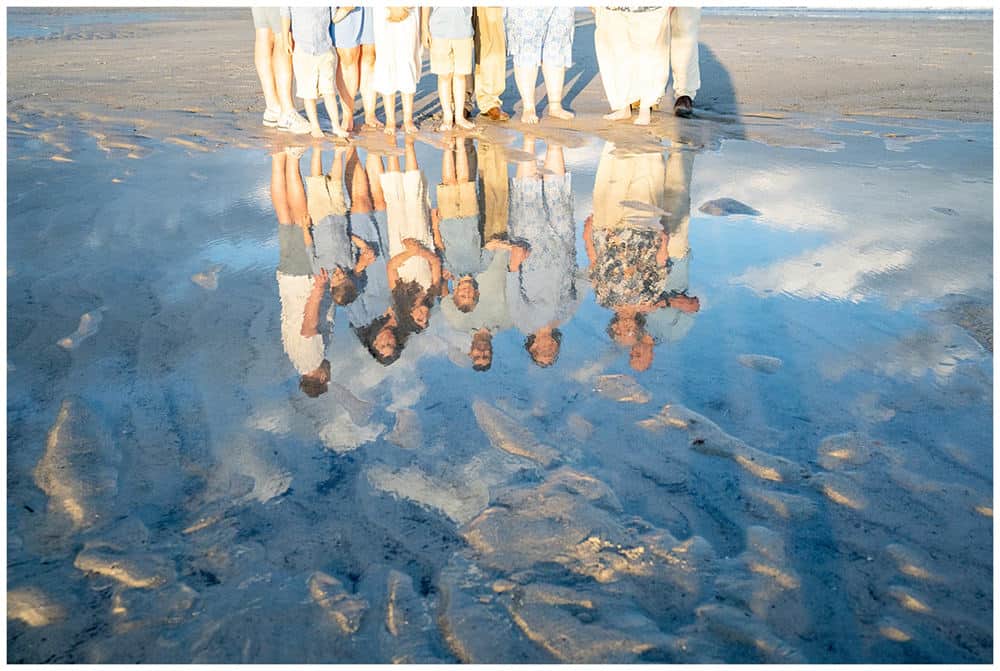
[529,332,559,367]
[374,327,397,357]
[469,335,493,368]
[454,279,478,310]
[411,304,429,329]
[630,337,654,372]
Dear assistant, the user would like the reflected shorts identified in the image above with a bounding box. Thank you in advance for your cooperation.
[430,37,474,75]
[251,7,282,33]
[437,181,478,219]
[293,50,336,99]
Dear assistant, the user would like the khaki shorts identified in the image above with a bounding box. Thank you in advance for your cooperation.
[293,50,336,100]
[437,181,478,219]
[430,37,474,76]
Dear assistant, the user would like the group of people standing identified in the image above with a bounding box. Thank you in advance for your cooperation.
[253,6,702,137]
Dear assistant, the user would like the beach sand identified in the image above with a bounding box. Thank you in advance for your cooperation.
[7,9,993,130]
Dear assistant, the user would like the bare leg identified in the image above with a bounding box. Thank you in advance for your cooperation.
[542,64,574,119]
[456,138,471,182]
[402,93,417,134]
[304,98,324,138]
[514,65,539,124]
[454,74,474,130]
[346,147,373,212]
[272,33,296,116]
[437,73,454,131]
[271,152,292,223]
[254,29,281,113]
[311,145,323,176]
[383,92,397,136]
[543,143,565,175]
[516,135,538,179]
[322,92,349,138]
[335,46,360,132]
[285,152,309,226]
[441,140,457,185]
[404,133,418,170]
[360,44,381,128]
[366,152,387,210]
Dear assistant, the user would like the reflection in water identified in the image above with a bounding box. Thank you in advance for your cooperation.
[6,112,992,664]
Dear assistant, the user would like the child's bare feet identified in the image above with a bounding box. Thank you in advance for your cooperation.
[521,107,539,124]
[455,117,474,130]
[310,127,325,139]
[604,108,631,121]
[384,117,396,136]
[438,116,454,132]
[548,105,575,120]
[330,125,349,139]
[364,116,383,129]
[403,120,418,134]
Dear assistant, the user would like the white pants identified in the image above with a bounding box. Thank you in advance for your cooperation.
[595,7,670,110]
[668,7,701,100]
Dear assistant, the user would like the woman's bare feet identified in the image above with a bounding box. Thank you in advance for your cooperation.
[633,107,652,126]
[384,118,396,136]
[438,118,454,132]
[364,116,383,129]
[548,105,575,120]
[310,127,325,139]
[330,125,350,139]
[604,107,631,121]
[403,120,418,134]
[455,117,475,131]
[521,107,539,124]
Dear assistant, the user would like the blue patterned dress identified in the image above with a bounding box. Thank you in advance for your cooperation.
[504,7,574,68]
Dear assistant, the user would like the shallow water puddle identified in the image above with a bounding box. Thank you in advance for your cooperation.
[6,110,992,663]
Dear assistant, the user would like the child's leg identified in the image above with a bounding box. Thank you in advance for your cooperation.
[543,142,565,175]
[456,138,471,182]
[453,73,474,129]
[304,98,324,138]
[322,92,349,138]
[514,65,539,124]
[441,141,457,185]
[346,147,373,212]
[383,91,397,135]
[311,145,323,176]
[366,152,387,210]
[437,73,454,131]
[335,46,361,132]
[360,44,380,127]
[402,93,417,134]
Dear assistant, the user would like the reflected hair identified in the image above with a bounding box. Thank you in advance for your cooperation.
[355,314,403,366]
[392,280,434,335]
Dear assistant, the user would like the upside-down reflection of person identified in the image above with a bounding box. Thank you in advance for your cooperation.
[381,135,442,349]
[437,137,529,371]
[271,146,333,396]
[506,135,580,368]
[585,140,697,372]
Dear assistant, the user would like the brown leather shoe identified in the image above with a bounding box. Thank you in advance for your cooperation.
[674,95,693,118]
[480,107,510,122]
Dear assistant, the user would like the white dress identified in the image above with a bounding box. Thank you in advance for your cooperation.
[372,6,422,95]
[381,169,433,288]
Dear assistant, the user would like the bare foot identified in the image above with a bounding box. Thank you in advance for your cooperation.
[438,118,454,132]
[548,106,575,120]
[403,120,418,134]
[330,125,350,139]
[364,116,383,129]
[633,108,651,126]
[604,108,631,121]
[384,121,396,136]
[341,114,354,133]
[521,108,539,124]
[455,117,475,130]
[310,127,325,139]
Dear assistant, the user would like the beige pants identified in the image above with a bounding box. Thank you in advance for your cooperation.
[476,141,509,241]
[471,6,506,112]
[668,7,701,100]
[595,7,670,110]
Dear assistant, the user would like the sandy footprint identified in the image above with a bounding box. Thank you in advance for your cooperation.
[57,307,107,350]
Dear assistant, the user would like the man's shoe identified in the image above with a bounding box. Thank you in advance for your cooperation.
[674,95,693,118]
[480,107,510,122]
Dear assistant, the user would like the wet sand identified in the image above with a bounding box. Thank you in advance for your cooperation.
[7,9,993,128]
